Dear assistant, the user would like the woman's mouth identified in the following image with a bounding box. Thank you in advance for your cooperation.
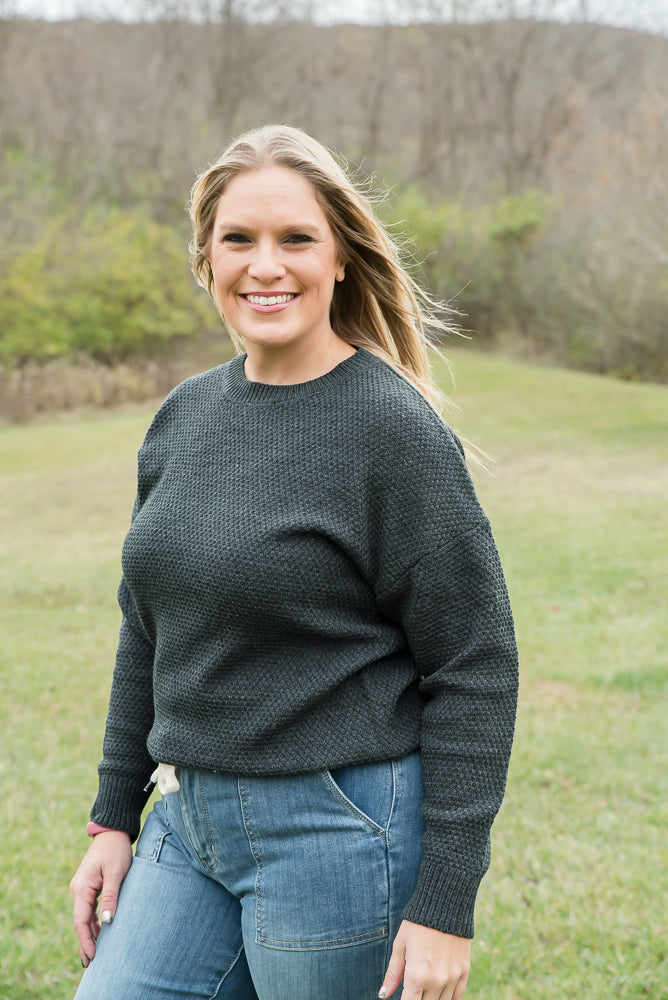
[241,293,299,310]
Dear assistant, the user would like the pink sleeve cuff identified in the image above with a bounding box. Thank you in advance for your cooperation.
[87,822,117,837]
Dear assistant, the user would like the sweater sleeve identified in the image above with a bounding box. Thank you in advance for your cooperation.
[373,423,518,937]
[89,575,157,840]
[88,396,171,838]
[394,527,517,937]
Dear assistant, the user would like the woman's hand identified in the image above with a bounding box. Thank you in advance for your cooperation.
[379,919,471,1000]
[70,830,132,968]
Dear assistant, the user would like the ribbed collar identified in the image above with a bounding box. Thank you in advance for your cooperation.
[221,347,373,403]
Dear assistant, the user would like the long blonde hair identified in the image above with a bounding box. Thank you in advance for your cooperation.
[189,124,457,413]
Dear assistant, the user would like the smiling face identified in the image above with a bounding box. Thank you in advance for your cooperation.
[210,166,346,359]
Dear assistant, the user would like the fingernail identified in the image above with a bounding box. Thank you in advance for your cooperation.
[101,910,114,925]
[81,958,86,968]
[378,989,388,999]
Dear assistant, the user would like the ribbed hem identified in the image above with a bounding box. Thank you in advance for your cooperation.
[402,857,483,938]
[221,347,373,403]
[91,772,153,843]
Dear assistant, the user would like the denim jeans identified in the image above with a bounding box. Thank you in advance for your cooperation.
[75,752,424,1000]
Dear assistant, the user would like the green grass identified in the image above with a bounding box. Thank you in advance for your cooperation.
[1,349,666,998]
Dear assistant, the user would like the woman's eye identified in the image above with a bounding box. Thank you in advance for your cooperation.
[222,233,250,244]
[285,233,313,245]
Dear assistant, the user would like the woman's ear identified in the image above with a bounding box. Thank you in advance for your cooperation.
[335,262,346,282]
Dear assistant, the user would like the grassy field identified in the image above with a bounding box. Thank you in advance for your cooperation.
[1,349,666,999]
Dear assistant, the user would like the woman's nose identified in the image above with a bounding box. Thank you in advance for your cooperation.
[247,241,286,283]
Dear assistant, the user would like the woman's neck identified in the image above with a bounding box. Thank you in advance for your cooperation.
[242,333,356,386]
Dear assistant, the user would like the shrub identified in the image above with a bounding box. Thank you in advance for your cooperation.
[383,186,549,343]
[0,207,214,364]
[384,184,667,382]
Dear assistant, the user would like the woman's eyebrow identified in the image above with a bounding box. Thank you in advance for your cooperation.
[216,220,323,235]
[215,219,249,233]
[280,223,322,234]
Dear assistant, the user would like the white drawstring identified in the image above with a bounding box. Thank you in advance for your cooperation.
[149,762,181,795]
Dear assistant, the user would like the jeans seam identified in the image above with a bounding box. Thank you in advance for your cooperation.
[199,775,220,873]
[383,761,397,960]
[208,941,247,999]
[385,761,398,847]
[238,777,265,943]
[256,925,389,951]
[179,775,217,875]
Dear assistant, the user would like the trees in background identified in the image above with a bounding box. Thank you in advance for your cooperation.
[0,8,667,382]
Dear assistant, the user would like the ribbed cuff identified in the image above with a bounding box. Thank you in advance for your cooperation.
[90,771,153,842]
[402,857,482,938]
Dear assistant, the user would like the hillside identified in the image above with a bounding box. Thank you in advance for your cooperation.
[1,16,666,201]
[1,14,667,387]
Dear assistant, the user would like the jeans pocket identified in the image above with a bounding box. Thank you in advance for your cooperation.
[324,759,396,835]
[240,772,391,950]
[134,805,171,863]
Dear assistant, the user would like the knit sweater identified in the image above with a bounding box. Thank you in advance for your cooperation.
[91,347,518,938]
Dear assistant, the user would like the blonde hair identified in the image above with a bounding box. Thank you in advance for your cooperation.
[189,124,457,412]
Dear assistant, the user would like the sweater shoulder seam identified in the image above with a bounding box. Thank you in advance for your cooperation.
[377,522,491,600]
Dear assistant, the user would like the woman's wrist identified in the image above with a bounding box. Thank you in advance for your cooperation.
[87,822,117,837]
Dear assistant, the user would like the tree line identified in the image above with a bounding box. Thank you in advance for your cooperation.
[1,6,667,386]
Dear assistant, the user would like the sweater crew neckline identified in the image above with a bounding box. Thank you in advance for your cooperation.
[222,347,371,402]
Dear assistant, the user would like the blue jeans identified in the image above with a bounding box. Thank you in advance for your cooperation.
[75,753,424,1000]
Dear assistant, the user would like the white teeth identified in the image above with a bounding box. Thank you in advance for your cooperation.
[246,294,295,306]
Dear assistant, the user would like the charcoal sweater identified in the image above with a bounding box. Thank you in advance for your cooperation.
[91,347,518,938]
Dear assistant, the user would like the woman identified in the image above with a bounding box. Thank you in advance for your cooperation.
[70,124,518,1000]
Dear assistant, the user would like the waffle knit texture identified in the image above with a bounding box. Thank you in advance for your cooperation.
[91,347,518,938]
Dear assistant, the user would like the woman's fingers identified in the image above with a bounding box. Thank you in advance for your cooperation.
[452,969,469,1000]
[378,932,407,997]
[71,882,100,967]
[401,964,468,1000]
[380,920,471,1000]
[70,831,132,967]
